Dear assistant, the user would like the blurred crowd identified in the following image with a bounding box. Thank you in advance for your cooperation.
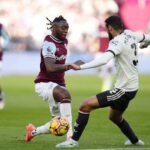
[0,0,150,54]
[0,0,119,52]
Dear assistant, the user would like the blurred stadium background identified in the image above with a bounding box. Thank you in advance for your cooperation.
[0,0,150,75]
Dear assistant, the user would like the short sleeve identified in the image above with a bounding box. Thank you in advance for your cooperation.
[42,41,56,58]
[107,40,122,56]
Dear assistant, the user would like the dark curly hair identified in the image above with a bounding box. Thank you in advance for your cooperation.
[105,15,124,30]
[46,15,67,30]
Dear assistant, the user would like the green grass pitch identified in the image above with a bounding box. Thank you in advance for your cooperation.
[0,75,150,150]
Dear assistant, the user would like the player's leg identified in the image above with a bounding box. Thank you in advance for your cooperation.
[109,108,138,143]
[56,89,118,148]
[56,95,100,148]
[72,96,100,141]
[25,82,73,141]
[25,82,57,142]
[108,89,144,145]
[109,108,144,145]
[53,85,72,139]
[25,122,50,142]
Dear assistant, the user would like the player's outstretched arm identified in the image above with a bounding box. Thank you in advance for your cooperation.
[69,64,81,70]
[69,52,114,71]
[44,57,70,73]
[79,52,114,70]
[68,60,85,70]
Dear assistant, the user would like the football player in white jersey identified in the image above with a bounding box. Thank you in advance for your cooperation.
[56,16,150,148]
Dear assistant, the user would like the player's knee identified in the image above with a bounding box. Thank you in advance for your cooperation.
[109,115,115,122]
[108,115,121,124]
[59,90,71,103]
[79,101,92,112]
[54,86,71,103]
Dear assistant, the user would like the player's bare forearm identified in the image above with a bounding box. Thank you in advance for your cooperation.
[69,64,81,70]
[44,57,70,73]
[68,60,85,70]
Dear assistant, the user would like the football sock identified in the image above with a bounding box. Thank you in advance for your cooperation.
[32,122,50,136]
[60,102,73,139]
[49,102,60,117]
[117,119,138,143]
[72,111,90,141]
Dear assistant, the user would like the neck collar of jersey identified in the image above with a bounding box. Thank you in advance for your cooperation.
[50,35,63,43]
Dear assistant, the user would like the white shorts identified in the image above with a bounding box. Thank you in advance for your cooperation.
[35,82,60,116]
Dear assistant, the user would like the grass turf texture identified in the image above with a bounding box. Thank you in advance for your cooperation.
[0,75,150,150]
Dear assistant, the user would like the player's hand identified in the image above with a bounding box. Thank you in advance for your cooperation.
[69,64,81,70]
[65,64,72,71]
[139,42,149,49]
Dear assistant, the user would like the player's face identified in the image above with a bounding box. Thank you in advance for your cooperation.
[53,21,69,40]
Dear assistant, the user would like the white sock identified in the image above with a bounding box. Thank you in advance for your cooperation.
[32,122,50,136]
[49,103,60,117]
[60,103,73,139]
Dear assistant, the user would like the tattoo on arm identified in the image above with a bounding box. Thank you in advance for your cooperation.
[44,57,67,73]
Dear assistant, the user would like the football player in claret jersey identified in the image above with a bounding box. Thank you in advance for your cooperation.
[0,23,10,109]
[56,16,150,148]
[25,16,74,143]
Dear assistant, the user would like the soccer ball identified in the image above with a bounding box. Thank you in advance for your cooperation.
[49,116,69,136]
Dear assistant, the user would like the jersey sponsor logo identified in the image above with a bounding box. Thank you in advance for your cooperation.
[55,54,66,61]
[124,33,135,44]
[111,40,118,46]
